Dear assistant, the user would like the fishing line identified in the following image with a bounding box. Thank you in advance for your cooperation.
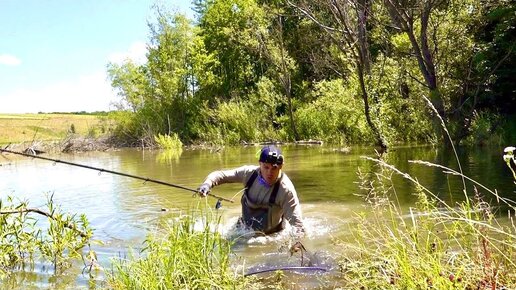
[231,188,246,201]
[0,148,233,203]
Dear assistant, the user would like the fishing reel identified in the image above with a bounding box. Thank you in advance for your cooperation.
[215,199,222,210]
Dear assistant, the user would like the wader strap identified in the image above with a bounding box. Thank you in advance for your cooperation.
[268,175,282,205]
[267,174,284,234]
[244,170,259,198]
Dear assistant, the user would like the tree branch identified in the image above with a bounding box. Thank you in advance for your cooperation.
[0,208,89,238]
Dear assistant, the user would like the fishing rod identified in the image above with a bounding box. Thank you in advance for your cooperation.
[0,148,233,203]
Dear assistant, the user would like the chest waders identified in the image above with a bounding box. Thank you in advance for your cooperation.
[241,171,285,234]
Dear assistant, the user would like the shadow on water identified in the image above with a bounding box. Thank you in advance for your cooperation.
[0,144,513,288]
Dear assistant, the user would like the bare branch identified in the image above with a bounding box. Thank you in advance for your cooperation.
[286,0,340,33]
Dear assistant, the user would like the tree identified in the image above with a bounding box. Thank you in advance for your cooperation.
[288,0,388,149]
[197,0,266,102]
[253,3,301,140]
[108,9,202,144]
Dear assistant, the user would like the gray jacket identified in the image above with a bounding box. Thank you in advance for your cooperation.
[203,165,304,232]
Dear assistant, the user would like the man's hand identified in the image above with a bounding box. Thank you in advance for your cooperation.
[197,183,211,197]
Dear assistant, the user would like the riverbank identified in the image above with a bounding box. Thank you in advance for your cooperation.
[1,137,115,156]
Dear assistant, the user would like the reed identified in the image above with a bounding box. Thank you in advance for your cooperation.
[106,206,252,289]
[339,157,516,289]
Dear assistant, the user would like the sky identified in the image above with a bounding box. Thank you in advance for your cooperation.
[0,0,193,113]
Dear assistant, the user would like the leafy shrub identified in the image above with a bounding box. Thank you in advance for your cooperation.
[463,110,503,146]
[0,194,92,278]
[154,133,183,150]
[295,79,371,145]
[203,100,260,145]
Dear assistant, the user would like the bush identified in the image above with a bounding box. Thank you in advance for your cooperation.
[202,100,260,145]
[295,79,371,145]
[463,110,504,146]
[154,133,183,150]
[0,194,92,278]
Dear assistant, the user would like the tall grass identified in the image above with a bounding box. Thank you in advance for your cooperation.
[334,98,516,289]
[339,158,516,289]
[106,208,251,289]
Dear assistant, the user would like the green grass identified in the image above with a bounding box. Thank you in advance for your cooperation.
[106,207,252,290]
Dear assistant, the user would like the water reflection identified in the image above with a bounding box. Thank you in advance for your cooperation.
[155,148,183,165]
[0,145,513,288]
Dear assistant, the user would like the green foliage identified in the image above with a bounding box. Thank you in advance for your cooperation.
[108,10,204,145]
[106,209,249,289]
[0,194,92,278]
[368,55,435,144]
[463,110,504,145]
[105,0,516,147]
[295,79,371,145]
[470,0,516,114]
[201,100,260,145]
[154,133,183,150]
[198,0,267,100]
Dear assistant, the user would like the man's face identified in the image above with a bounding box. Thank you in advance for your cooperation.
[259,162,282,185]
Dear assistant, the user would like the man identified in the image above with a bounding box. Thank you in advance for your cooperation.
[198,145,304,235]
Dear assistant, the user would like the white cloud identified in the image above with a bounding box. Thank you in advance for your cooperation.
[0,71,119,113]
[108,41,147,65]
[0,54,21,66]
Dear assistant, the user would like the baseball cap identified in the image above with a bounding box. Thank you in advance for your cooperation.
[259,145,284,166]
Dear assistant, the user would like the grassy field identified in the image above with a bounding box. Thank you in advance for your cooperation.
[0,113,108,144]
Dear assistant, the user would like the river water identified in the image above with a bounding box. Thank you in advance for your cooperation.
[0,144,513,289]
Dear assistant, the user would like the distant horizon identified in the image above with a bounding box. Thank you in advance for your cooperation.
[0,111,111,115]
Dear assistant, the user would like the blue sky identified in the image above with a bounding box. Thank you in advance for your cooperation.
[0,0,193,113]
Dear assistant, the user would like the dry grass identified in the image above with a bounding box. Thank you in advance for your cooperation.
[0,113,107,144]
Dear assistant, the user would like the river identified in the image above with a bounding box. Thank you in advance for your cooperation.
[0,144,513,289]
